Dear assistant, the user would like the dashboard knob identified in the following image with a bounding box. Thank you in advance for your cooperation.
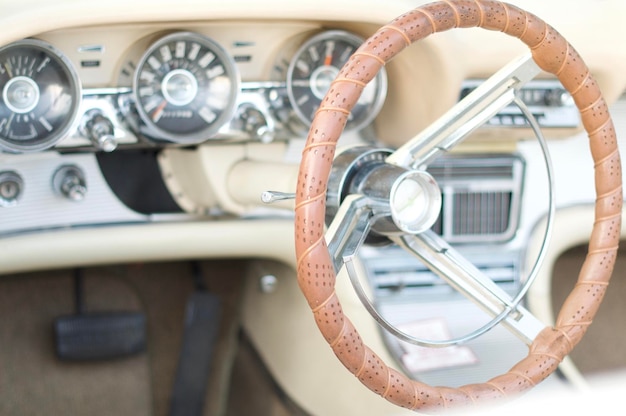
[0,171,24,207]
[81,111,117,152]
[238,105,274,143]
[52,165,87,201]
[544,88,573,107]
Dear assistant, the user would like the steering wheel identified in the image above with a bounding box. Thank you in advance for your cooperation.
[295,0,622,412]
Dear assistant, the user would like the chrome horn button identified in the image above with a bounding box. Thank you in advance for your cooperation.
[325,145,442,238]
[389,170,441,234]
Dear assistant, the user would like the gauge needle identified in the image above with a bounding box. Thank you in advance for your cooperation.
[2,113,14,134]
[324,40,335,66]
[3,62,12,78]
[151,100,168,123]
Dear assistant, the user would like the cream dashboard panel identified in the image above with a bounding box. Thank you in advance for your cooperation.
[2,0,624,150]
[36,22,322,88]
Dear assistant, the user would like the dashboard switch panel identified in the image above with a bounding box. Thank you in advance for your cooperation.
[460,79,579,128]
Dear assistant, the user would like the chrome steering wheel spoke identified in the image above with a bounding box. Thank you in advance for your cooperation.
[386,53,541,169]
[325,194,390,273]
[325,194,545,347]
[391,232,545,345]
[322,53,553,349]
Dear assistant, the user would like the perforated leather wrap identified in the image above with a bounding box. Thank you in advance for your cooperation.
[295,0,622,412]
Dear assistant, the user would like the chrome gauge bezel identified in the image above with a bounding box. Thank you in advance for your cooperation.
[286,30,388,132]
[132,31,241,145]
[0,39,81,153]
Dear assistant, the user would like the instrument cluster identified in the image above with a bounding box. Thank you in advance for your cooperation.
[0,29,388,154]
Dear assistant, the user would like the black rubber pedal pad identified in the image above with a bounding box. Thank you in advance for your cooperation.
[54,312,146,361]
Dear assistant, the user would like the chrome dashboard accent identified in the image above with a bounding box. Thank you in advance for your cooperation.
[461,78,579,128]
[57,87,137,149]
[0,28,388,154]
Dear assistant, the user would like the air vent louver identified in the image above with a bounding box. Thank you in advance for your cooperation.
[428,155,524,243]
[451,191,512,236]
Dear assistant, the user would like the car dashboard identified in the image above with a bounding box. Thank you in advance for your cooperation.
[2,1,626,415]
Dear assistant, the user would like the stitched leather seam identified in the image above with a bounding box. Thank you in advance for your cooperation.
[529,351,562,363]
[592,212,621,227]
[458,386,478,405]
[439,389,447,409]
[518,8,529,40]
[419,8,438,32]
[553,327,574,351]
[579,94,603,114]
[486,381,507,397]
[529,20,549,50]
[329,320,347,348]
[355,352,368,379]
[331,76,368,89]
[382,371,392,399]
[315,106,351,116]
[501,1,511,33]
[596,186,622,201]
[588,118,613,138]
[311,290,337,314]
[554,41,570,76]
[441,0,461,28]
[509,370,536,387]
[294,191,325,211]
[574,280,610,287]
[381,24,411,47]
[570,71,591,96]
[593,147,619,168]
[411,381,420,410]
[473,0,485,27]
[295,235,326,269]
[558,321,592,328]
[301,141,338,152]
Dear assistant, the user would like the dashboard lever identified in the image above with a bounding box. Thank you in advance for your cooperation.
[261,191,296,204]
[80,110,118,152]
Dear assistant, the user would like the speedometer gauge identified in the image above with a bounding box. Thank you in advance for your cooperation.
[0,39,81,153]
[133,32,240,144]
[287,30,387,132]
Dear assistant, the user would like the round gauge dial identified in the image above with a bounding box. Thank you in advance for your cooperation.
[0,39,81,153]
[133,32,240,144]
[287,30,387,131]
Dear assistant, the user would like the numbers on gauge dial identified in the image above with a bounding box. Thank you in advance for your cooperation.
[0,39,80,152]
[133,32,239,143]
[286,30,387,131]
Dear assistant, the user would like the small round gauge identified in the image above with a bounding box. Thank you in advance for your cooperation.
[286,30,387,131]
[133,32,240,144]
[0,39,81,153]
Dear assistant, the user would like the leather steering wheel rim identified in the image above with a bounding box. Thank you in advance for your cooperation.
[295,0,622,412]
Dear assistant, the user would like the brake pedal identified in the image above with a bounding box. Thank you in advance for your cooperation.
[54,269,146,361]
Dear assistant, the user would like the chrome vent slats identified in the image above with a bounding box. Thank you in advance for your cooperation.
[451,190,511,236]
[428,154,524,243]
[363,246,519,299]
[428,163,514,181]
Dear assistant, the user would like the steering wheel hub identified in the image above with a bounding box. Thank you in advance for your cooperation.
[390,170,441,234]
